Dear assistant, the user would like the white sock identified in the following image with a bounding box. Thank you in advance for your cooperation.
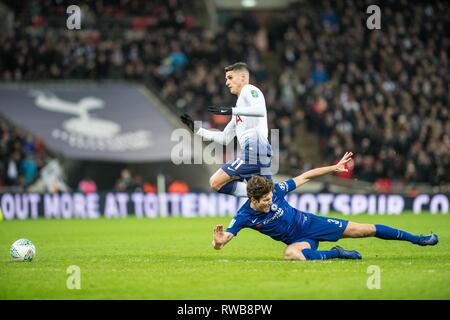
[232,181,248,197]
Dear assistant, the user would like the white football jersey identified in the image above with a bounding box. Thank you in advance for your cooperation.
[232,84,269,148]
[197,83,270,150]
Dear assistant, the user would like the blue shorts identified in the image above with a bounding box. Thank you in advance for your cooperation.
[291,213,349,250]
[221,157,272,180]
[221,143,272,180]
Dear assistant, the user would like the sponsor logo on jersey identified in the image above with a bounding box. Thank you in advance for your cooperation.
[263,206,284,225]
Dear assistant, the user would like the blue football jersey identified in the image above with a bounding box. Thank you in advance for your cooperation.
[226,179,304,245]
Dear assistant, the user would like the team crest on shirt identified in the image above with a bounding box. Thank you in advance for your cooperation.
[279,182,287,191]
[271,204,278,211]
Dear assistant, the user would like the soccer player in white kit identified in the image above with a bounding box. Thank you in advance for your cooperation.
[180,62,272,197]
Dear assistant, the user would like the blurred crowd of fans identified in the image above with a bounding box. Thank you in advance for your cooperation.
[0,0,448,191]
[110,168,189,194]
[272,0,449,189]
[0,0,193,80]
[0,117,50,190]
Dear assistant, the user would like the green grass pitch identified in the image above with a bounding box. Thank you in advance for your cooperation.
[0,212,449,299]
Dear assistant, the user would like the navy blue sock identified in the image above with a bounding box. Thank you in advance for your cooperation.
[375,224,420,244]
[301,249,340,260]
[217,180,247,197]
[218,181,234,194]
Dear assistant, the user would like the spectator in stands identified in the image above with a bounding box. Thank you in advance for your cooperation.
[20,154,38,185]
[78,177,97,194]
[143,181,157,193]
[22,134,36,156]
[6,151,20,186]
[114,168,133,192]
[168,179,189,194]
[131,175,144,192]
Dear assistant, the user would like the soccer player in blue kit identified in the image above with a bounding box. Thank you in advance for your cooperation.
[212,152,439,260]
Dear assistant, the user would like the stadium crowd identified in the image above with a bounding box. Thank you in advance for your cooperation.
[0,0,448,189]
[271,0,449,187]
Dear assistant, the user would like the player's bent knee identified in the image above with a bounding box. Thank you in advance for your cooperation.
[209,170,232,192]
[209,176,222,191]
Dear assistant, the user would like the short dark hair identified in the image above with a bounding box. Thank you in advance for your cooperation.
[247,176,273,200]
[224,62,249,73]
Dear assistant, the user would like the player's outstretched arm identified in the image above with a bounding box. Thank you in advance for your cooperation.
[198,119,236,145]
[212,224,234,250]
[293,152,353,188]
[180,113,236,145]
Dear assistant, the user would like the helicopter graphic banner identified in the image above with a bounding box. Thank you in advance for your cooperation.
[0,84,176,162]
